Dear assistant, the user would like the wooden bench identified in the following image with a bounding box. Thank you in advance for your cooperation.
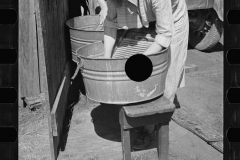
[119,96,176,160]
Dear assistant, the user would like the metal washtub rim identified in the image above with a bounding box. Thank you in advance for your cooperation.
[68,24,104,32]
[66,15,103,30]
[81,61,168,81]
[70,39,92,46]
[76,50,169,61]
[74,41,169,60]
[81,58,167,74]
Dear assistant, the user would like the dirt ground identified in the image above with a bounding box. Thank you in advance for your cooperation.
[55,100,223,160]
[19,36,223,160]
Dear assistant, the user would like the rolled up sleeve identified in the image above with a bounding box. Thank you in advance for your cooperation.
[152,0,174,48]
[104,0,119,29]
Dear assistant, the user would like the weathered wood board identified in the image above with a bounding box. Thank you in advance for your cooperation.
[19,0,41,107]
[34,0,72,159]
[19,0,72,159]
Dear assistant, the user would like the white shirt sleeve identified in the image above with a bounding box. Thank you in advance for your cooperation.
[152,0,174,48]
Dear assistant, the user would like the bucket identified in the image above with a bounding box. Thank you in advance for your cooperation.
[66,15,125,64]
[75,41,169,104]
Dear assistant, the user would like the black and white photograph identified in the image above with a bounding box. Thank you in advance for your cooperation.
[18,0,224,159]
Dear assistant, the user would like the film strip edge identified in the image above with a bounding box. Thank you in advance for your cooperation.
[0,0,18,159]
[225,0,240,160]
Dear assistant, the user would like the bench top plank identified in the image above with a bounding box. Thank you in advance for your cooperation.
[122,96,175,117]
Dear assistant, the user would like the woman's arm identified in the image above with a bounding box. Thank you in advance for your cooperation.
[143,0,174,55]
[97,0,107,24]
[143,41,164,55]
[104,27,117,58]
[97,0,118,58]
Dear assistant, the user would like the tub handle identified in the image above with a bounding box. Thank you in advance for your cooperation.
[77,56,84,68]
[71,57,83,80]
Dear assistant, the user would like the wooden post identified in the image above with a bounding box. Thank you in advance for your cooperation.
[34,0,56,159]
[157,123,169,160]
[19,0,41,107]
[119,109,132,160]
[34,0,71,159]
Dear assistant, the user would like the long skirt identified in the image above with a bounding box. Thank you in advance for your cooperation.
[164,3,189,102]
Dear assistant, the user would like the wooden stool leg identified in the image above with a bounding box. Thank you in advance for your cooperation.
[120,125,131,160]
[157,122,169,160]
[119,109,131,160]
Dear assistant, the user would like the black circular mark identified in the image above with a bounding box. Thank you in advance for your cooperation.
[125,54,153,82]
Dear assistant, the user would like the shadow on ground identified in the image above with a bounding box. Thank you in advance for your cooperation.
[89,94,181,151]
[90,103,153,150]
[91,104,123,142]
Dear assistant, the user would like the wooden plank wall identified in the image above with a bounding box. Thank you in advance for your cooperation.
[19,0,72,159]
[19,0,41,107]
[19,0,71,106]
[37,0,70,106]
[35,0,71,159]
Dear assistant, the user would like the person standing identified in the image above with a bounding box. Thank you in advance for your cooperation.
[97,0,189,149]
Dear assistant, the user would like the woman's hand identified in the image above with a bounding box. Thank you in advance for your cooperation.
[143,41,164,56]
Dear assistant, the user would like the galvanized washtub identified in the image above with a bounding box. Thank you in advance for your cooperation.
[66,15,103,62]
[75,41,169,104]
[66,15,124,64]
